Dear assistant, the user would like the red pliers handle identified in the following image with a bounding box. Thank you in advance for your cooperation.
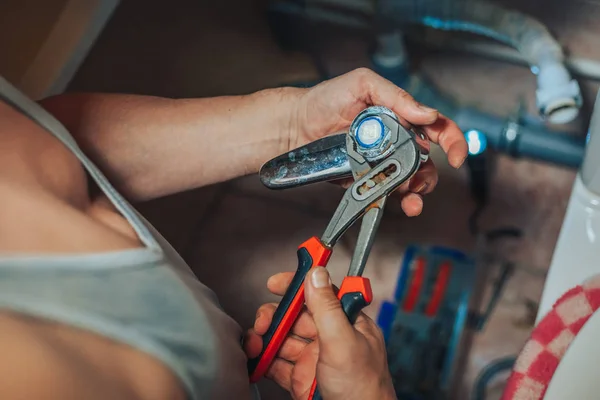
[248,237,331,382]
[246,237,374,386]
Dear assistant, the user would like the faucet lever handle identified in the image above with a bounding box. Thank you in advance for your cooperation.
[259,133,352,189]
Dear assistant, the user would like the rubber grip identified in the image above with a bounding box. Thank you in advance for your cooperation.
[308,276,373,400]
[248,236,331,383]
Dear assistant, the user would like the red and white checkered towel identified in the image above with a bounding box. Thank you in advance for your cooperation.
[502,275,600,400]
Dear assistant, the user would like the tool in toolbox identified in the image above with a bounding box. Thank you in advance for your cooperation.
[248,106,429,398]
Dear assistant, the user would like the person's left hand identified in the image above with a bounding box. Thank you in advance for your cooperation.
[289,68,468,217]
[245,269,397,400]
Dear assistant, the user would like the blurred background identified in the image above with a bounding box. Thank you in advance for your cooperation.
[2,0,598,398]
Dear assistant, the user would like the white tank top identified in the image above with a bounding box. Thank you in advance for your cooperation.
[0,75,261,400]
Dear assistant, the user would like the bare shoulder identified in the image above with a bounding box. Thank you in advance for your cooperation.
[0,101,184,399]
[0,101,89,205]
[0,100,142,253]
[0,312,186,400]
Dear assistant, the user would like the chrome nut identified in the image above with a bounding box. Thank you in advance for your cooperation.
[349,106,397,162]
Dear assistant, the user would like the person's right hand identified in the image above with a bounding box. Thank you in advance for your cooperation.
[244,267,397,400]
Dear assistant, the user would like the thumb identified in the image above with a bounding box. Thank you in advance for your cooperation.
[305,267,355,346]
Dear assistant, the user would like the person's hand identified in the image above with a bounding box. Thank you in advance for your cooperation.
[290,68,468,217]
[244,268,396,400]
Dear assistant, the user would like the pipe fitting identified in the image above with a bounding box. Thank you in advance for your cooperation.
[536,60,582,124]
[372,31,408,69]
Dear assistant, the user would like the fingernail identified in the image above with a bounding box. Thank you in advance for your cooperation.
[415,182,428,194]
[417,102,437,113]
[311,267,331,288]
[452,154,467,169]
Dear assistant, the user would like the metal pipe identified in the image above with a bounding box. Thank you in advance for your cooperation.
[581,89,600,194]
[370,33,585,169]
[454,107,585,168]
[378,67,585,169]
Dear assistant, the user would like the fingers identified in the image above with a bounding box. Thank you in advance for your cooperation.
[351,68,439,126]
[420,114,468,169]
[265,358,294,391]
[400,193,423,217]
[243,329,263,359]
[265,341,318,393]
[276,334,310,362]
[266,272,296,296]
[254,302,317,339]
[267,271,340,296]
[408,158,438,195]
[304,267,355,348]
[352,312,381,339]
[348,68,467,169]
[401,158,437,216]
[245,329,311,365]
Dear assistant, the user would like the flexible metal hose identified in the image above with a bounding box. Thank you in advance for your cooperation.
[377,0,563,65]
[306,0,582,123]
[306,0,564,66]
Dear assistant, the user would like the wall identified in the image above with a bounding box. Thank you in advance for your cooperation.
[0,0,119,99]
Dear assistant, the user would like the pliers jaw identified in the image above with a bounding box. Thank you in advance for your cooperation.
[321,107,426,246]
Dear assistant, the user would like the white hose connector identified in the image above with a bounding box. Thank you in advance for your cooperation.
[536,57,582,124]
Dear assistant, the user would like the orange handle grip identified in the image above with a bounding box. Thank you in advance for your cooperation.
[248,236,331,383]
[308,276,373,400]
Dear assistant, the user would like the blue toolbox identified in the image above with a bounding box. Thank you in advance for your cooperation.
[377,245,477,400]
